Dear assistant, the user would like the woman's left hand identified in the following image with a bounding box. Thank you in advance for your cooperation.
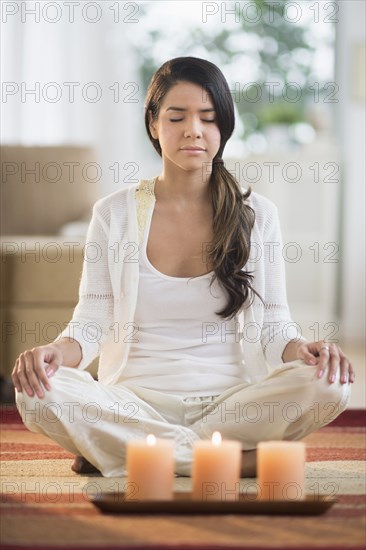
[296,341,355,384]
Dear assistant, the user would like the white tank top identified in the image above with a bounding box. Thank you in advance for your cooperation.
[121,203,245,395]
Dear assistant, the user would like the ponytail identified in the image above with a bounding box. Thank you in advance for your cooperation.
[207,161,260,319]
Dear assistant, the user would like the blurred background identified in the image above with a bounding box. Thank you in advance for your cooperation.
[1,0,365,406]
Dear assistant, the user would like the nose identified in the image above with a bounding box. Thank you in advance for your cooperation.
[183,117,203,139]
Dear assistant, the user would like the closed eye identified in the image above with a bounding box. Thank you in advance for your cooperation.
[169,119,216,123]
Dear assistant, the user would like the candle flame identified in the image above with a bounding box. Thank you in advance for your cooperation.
[212,431,222,446]
[146,434,156,446]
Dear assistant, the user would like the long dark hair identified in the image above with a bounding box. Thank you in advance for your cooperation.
[144,56,258,319]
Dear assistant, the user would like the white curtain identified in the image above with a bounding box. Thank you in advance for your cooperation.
[1,0,150,195]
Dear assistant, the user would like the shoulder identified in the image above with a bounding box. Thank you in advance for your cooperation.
[93,181,137,213]
[243,188,277,215]
[242,188,279,234]
[92,178,154,221]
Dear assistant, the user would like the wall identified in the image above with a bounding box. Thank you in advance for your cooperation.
[336,0,366,345]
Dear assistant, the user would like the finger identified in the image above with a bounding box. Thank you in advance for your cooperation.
[23,350,45,398]
[33,363,51,394]
[297,344,318,365]
[11,359,22,393]
[17,353,35,397]
[316,345,331,378]
[45,361,58,379]
[19,351,43,398]
[349,363,356,383]
[339,355,350,384]
[328,345,340,383]
[337,347,355,384]
[45,366,57,378]
[33,350,52,392]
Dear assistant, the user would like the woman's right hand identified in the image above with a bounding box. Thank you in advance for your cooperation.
[11,344,64,399]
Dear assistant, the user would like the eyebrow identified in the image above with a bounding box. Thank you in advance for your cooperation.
[165,107,215,113]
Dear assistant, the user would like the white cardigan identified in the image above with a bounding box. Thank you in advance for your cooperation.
[55,177,303,386]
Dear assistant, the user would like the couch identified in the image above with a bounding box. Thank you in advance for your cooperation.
[0,145,101,393]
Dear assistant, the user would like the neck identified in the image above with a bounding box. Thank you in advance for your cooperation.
[155,165,212,205]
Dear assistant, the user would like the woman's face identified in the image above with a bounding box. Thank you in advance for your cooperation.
[149,81,221,174]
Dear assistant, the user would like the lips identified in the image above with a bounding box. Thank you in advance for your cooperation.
[180,146,206,151]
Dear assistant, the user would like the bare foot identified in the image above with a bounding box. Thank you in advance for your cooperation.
[71,455,101,475]
[241,450,257,477]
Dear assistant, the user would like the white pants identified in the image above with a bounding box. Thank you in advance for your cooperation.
[16,360,351,476]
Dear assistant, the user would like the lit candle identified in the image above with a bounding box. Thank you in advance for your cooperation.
[257,441,306,501]
[192,432,242,501]
[126,434,175,501]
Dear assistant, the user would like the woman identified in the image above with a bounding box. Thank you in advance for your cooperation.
[13,57,354,479]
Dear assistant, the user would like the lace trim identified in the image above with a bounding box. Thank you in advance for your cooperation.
[80,293,114,299]
[135,177,157,245]
[254,303,286,310]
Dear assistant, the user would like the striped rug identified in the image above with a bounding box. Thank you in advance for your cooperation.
[0,407,365,550]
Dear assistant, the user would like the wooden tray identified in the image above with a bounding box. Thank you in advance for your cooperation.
[92,492,336,515]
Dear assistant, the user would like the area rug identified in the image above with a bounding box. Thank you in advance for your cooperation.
[0,407,365,549]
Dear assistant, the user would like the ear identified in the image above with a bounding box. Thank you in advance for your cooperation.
[148,110,159,139]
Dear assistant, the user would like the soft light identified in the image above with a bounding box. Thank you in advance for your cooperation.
[146,434,156,446]
[211,431,222,446]
[126,436,175,501]
[192,433,242,501]
[257,441,306,501]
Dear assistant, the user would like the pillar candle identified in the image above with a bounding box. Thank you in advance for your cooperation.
[257,441,306,501]
[192,432,242,501]
[126,434,175,501]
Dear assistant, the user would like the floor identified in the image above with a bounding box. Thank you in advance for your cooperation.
[1,412,365,548]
